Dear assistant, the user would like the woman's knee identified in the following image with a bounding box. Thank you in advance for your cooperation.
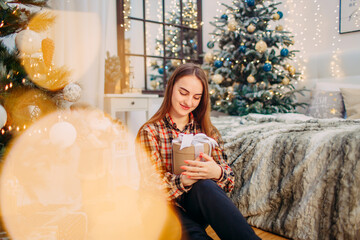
[191,179,219,193]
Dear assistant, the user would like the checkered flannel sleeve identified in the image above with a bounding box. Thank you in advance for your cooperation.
[211,130,235,193]
[137,126,191,201]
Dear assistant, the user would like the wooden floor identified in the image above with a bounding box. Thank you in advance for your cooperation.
[206,226,289,240]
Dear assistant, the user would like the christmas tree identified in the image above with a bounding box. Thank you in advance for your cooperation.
[202,0,307,116]
[149,0,199,90]
[0,0,81,157]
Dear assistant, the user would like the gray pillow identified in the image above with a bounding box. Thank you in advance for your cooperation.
[306,90,344,118]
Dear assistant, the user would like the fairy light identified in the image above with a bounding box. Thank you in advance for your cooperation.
[123,0,131,31]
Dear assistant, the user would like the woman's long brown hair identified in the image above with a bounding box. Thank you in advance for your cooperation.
[137,63,218,139]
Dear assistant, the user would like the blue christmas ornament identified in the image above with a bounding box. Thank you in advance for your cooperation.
[207,41,215,49]
[150,76,154,81]
[158,68,164,74]
[238,45,247,53]
[214,60,223,68]
[193,44,197,50]
[280,48,289,57]
[277,11,283,19]
[221,14,228,21]
[246,0,255,7]
[263,62,272,72]
[165,65,169,69]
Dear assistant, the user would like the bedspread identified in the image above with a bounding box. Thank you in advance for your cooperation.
[211,114,360,240]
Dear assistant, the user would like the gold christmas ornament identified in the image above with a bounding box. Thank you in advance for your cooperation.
[41,38,55,68]
[247,24,256,33]
[212,74,224,84]
[171,59,181,67]
[227,20,238,31]
[275,25,284,31]
[15,29,42,55]
[282,77,290,85]
[288,66,296,75]
[273,13,280,20]
[285,63,291,70]
[204,52,214,63]
[226,78,232,82]
[247,74,256,83]
[227,86,234,93]
[215,100,221,106]
[150,60,158,66]
[150,80,159,90]
[255,40,267,53]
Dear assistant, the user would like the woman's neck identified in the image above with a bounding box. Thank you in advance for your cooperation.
[170,113,189,131]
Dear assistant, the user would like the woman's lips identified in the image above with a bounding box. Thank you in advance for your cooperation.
[180,104,190,110]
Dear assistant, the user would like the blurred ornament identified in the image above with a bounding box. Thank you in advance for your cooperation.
[150,80,160,90]
[171,59,181,67]
[280,48,289,57]
[41,38,55,68]
[63,83,81,102]
[4,89,57,127]
[193,44,197,50]
[0,105,7,128]
[49,121,77,148]
[15,29,42,55]
[220,14,228,21]
[277,11,284,19]
[226,78,232,82]
[285,63,291,70]
[288,66,296,75]
[215,100,221,106]
[246,0,255,7]
[207,41,215,49]
[212,74,224,84]
[158,68,164,74]
[247,74,256,83]
[247,24,256,33]
[263,61,272,72]
[255,40,267,53]
[227,86,234,93]
[275,25,284,31]
[227,20,238,31]
[273,13,280,20]
[282,77,290,85]
[204,52,214,63]
[150,60,158,66]
[238,44,247,53]
[214,60,223,68]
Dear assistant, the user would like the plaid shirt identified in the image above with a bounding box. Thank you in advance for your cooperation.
[137,112,235,201]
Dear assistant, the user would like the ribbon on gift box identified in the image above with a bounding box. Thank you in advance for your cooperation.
[172,133,218,158]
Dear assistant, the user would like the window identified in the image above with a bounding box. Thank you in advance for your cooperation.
[116,0,202,95]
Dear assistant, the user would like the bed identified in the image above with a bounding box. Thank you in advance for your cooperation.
[211,113,360,240]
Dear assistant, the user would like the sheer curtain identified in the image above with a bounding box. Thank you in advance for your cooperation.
[48,0,117,109]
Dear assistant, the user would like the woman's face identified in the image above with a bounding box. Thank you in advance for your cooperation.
[170,75,203,119]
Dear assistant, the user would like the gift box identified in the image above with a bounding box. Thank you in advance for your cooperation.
[171,133,218,175]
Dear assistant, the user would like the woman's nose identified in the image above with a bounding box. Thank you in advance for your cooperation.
[185,96,192,106]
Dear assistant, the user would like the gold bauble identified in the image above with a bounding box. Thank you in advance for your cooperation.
[212,74,224,84]
[171,59,181,66]
[247,74,256,83]
[247,24,256,33]
[275,25,284,31]
[204,52,214,63]
[227,20,238,31]
[282,77,290,85]
[273,13,280,20]
[285,63,291,70]
[150,80,159,90]
[288,66,296,75]
[215,100,221,106]
[227,86,234,93]
[226,78,232,82]
[255,40,267,53]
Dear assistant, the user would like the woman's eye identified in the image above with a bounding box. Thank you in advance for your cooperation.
[179,91,187,96]
[194,97,201,100]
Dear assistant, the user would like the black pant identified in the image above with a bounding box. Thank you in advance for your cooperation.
[175,179,261,240]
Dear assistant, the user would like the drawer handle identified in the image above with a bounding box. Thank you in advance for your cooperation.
[131,101,135,105]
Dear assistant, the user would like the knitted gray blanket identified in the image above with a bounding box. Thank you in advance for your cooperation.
[211,114,360,240]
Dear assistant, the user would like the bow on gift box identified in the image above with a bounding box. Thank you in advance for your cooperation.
[172,133,218,158]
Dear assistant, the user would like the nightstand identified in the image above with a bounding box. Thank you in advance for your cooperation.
[104,93,159,123]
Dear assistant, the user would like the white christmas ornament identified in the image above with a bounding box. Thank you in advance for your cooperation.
[255,40,267,53]
[63,83,81,102]
[49,121,77,148]
[15,29,42,55]
[212,74,224,84]
[0,105,7,128]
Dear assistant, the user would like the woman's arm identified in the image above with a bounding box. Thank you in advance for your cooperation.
[136,126,194,200]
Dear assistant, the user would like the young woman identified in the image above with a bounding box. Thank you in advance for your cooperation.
[136,63,260,240]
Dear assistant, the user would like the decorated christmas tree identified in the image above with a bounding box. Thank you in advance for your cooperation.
[202,0,307,116]
[0,0,81,156]
[149,0,199,90]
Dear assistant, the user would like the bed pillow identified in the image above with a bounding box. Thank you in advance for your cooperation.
[340,88,360,119]
[306,90,344,118]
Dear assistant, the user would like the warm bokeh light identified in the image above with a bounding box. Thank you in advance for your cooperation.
[0,109,181,239]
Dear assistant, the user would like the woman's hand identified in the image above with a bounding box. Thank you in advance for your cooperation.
[181,153,222,180]
[180,173,198,187]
